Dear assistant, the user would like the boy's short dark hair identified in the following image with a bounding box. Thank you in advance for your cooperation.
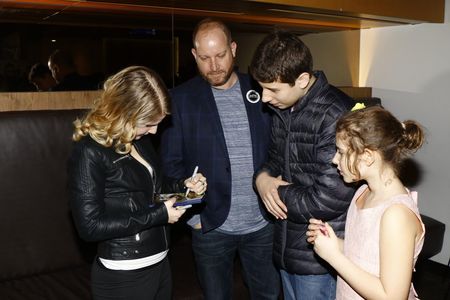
[250,30,313,86]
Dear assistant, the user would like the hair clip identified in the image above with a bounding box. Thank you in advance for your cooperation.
[351,102,366,111]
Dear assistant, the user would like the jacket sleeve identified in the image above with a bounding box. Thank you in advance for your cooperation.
[68,143,168,242]
[137,136,186,194]
[254,119,284,179]
[159,91,188,181]
[160,176,186,194]
[277,109,355,224]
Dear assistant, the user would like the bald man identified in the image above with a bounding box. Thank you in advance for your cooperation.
[160,18,280,299]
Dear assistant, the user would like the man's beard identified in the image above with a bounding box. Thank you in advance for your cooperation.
[199,63,234,87]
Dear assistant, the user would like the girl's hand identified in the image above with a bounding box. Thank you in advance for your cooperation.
[184,173,207,195]
[308,220,341,262]
[306,218,326,244]
[164,198,187,223]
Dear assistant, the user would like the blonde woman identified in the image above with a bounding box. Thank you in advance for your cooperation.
[68,66,206,300]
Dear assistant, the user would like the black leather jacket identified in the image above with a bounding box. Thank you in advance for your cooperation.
[68,135,185,260]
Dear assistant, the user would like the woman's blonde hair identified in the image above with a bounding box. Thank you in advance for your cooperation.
[73,66,170,154]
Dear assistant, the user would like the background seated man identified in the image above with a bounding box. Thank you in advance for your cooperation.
[48,49,100,91]
[28,63,57,91]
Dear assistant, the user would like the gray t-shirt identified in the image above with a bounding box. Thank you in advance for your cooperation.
[211,80,267,234]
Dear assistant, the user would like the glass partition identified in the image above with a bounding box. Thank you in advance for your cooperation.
[0,13,201,92]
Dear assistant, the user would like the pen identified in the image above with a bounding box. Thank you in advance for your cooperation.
[185,165,198,197]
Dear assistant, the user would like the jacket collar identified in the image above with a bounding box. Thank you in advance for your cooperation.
[292,70,328,112]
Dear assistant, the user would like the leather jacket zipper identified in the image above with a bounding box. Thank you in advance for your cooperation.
[112,154,131,164]
[163,226,168,248]
[132,144,168,249]
[131,145,155,197]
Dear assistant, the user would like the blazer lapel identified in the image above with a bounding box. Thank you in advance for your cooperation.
[198,79,230,160]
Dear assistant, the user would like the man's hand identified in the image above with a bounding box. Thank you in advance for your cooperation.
[255,172,290,219]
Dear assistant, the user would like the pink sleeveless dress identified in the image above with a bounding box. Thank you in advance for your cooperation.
[336,184,425,300]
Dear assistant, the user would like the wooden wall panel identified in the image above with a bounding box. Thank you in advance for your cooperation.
[338,87,372,100]
[0,87,371,112]
[0,91,101,112]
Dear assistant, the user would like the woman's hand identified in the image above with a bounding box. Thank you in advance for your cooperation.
[307,218,342,262]
[164,198,187,224]
[184,173,207,195]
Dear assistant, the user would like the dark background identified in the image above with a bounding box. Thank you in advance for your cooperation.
[0,21,199,92]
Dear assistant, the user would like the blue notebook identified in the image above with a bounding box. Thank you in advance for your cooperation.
[156,193,204,207]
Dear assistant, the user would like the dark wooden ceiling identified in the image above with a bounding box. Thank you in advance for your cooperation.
[0,0,404,35]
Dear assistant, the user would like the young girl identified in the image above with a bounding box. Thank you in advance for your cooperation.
[306,105,425,300]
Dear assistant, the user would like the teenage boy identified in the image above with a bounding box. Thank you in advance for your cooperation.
[250,30,355,300]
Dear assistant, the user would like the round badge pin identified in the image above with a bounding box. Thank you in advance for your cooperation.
[246,90,261,103]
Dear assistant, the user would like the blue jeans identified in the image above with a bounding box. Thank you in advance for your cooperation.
[280,270,336,300]
[191,224,280,300]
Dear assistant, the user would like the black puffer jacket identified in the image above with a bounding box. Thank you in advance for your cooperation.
[258,71,356,275]
[68,135,185,260]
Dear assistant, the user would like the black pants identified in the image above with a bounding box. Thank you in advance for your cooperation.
[91,256,172,300]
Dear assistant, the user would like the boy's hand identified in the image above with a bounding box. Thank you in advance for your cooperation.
[255,172,290,219]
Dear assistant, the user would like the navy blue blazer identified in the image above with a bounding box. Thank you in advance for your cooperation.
[160,72,272,232]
